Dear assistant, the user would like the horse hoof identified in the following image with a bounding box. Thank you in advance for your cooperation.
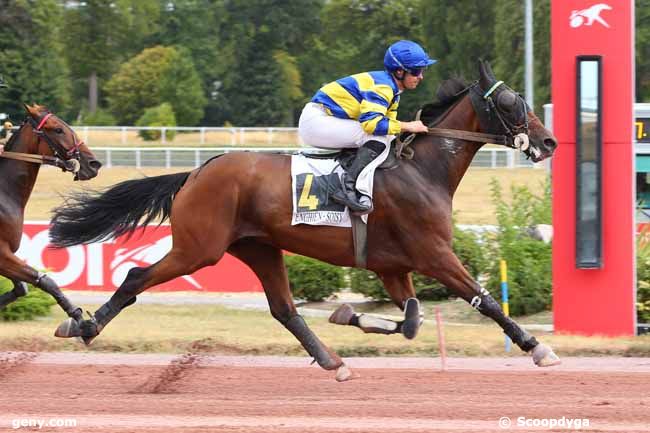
[54,318,81,338]
[81,335,97,346]
[401,297,422,340]
[335,364,355,382]
[532,343,561,367]
[329,304,355,325]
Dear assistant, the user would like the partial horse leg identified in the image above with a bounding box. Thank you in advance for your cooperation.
[329,272,422,339]
[0,244,81,319]
[229,239,352,381]
[0,279,28,308]
[55,247,212,343]
[422,249,560,367]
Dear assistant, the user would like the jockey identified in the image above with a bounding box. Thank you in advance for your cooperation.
[298,40,436,215]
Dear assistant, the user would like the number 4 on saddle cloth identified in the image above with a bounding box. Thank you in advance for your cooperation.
[291,142,395,227]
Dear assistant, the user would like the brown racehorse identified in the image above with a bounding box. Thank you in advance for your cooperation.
[0,105,101,318]
[50,61,559,381]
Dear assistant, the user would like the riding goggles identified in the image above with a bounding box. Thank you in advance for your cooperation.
[406,67,425,77]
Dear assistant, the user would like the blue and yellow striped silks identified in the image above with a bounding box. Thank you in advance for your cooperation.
[311,71,401,136]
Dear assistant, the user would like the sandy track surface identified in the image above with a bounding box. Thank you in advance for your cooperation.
[1,352,649,432]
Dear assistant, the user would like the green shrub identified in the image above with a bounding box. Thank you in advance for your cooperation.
[0,277,55,321]
[105,45,206,125]
[411,272,450,301]
[485,178,552,316]
[349,268,387,301]
[350,223,488,302]
[136,103,177,141]
[284,255,344,301]
[75,108,117,126]
[636,230,650,322]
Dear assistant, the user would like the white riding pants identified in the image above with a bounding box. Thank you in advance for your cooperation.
[297,102,392,204]
[298,102,393,149]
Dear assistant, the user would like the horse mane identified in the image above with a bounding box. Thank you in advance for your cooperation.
[417,77,471,126]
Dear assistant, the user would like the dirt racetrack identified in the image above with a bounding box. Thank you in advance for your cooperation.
[1,352,649,433]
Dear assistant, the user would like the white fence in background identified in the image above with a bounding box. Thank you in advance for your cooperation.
[77,126,302,147]
[91,146,539,169]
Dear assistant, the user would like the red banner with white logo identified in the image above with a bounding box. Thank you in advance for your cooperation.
[17,222,263,292]
[551,0,636,335]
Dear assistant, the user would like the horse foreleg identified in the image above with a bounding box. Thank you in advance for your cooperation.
[424,250,560,367]
[0,244,81,319]
[229,240,352,381]
[329,272,422,339]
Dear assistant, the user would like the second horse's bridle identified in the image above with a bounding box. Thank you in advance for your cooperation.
[1,112,82,174]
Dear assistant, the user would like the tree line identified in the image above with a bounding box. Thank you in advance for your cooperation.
[0,0,648,127]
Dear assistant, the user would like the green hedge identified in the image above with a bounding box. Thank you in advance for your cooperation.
[75,108,117,126]
[136,103,177,141]
[484,179,552,316]
[0,277,55,321]
[637,230,650,322]
[284,255,344,301]
[349,267,387,300]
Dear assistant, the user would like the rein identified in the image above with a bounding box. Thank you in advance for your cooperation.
[396,81,531,159]
[0,150,80,172]
[425,127,514,147]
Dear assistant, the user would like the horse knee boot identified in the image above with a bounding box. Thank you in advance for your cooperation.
[36,274,82,320]
[285,315,343,370]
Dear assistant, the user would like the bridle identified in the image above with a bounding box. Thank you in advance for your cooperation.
[397,80,533,160]
[1,112,82,174]
[471,80,530,150]
[431,81,530,149]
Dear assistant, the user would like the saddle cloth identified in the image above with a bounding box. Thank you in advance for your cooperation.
[290,143,390,227]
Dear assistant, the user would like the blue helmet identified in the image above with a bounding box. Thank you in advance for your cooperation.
[384,40,436,73]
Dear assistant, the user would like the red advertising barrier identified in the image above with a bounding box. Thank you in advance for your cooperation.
[551,1,636,335]
[17,222,263,292]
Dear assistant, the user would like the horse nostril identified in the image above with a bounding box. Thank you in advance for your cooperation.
[89,159,102,171]
[544,138,558,150]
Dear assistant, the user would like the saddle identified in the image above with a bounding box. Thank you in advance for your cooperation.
[298,139,411,269]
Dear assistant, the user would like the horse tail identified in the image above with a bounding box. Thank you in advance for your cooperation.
[49,172,190,247]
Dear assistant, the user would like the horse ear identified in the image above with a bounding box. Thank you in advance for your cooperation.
[23,103,38,118]
[478,59,492,90]
[484,60,496,79]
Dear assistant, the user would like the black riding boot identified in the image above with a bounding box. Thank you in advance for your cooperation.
[332,140,386,215]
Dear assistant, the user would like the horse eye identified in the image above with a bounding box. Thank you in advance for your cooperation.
[55,128,64,134]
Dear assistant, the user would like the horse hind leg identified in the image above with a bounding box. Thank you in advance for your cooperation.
[228,240,353,382]
[55,248,214,344]
[329,272,423,339]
